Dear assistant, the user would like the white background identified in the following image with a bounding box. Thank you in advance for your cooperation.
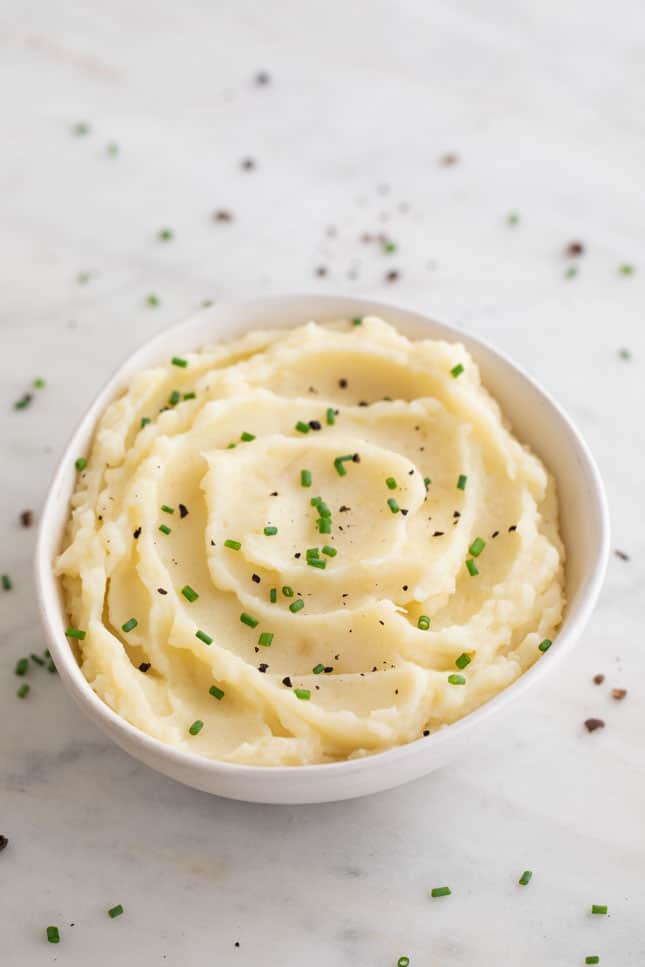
[1,1,644,964]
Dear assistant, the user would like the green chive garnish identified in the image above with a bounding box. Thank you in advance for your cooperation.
[140,417,151,428]
[183,392,196,400]
[455,653,471,669]
[289,599,304,613]
[326,407,336,425]
[312,663,325,674]
[30,653,46,667]
[538,639,552,652]
[469,537,486,557]
[196,630,213,645]
[301,469,312,487]
[295,421,310,433]
[352,316,363,325]
[269,588,277,603]
[226,442,237,449]
[317,518,331,534]
[122,618,138,633]
[108,904,124,919]
[518,870,532,886]
[158,524,172,535]
[308,558,326,569]
[209,685,225,700]
[385,477,397,490]
[306,547,319,559]
[424,477,431,489]
[282,586,294,598]
[161,504,174,514]
[181,585,199,603]
[317,500,331,518]
[171,357,188,368]
[159,228,174,241]
[2,574,11,591]
[264,526,278,536]
[294,687,310,699]
[224,539,241,550]
[450,363,464,378]
[585,957,600,964]
[430,886,451,898]
[241,431,255,442]
[46,926,60,944]
[321,545,336,557]
[334,454,353,476]
[398,959,410,967]
[17,683,30,699]
[75,457,87,472]
[258,632,273,647]
[168,390,181,406]
[188,719,204,735]
[240,612,259,628]
[465,559,479,576]
[47,659,57,674]
[591,905,608,915]
[417,615,430,631]
[457,474,467,490]
[15,658,29,676]
[387,497,400,514]
[448,674,466,685]
[65,627,86,640]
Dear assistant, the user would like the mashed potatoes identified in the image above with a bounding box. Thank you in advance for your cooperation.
[56,317,565,765]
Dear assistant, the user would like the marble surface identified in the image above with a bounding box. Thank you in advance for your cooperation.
[2,0,644,963]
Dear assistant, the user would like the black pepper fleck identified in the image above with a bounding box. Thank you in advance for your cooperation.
[309,420,321,431]
[139,662,151,673]
[509,525,517,532]
[282,676,292,688]
[0,835,8,851]
[133,527,142,539]
[178,503,189,518]
[339,505,351,512]
[258,663,268,673]
[614,549,629,561]
[157,587,168,595]
[433,531,444,537]
[252,573,261,583]
[20,510,33,528]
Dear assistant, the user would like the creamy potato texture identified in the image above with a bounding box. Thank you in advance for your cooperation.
[56,317,565,765]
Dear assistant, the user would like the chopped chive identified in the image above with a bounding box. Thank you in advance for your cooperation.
[183,392,196,400]
[240,431,255,442]
[352,316,363,325]
[306,547,320,559]
[289,599,305,613]
[469,537,486,557]
[326,407,336,425]
[30,653,46,667]
[65,627,86,640]
[507,211,520,225]
[585,958,600,964]
[450,363,465,378]
[161,504,174,514]
[47,659,57,674]
[121,618,138,633]
[2,574,12,591]
[312,663,325,674]
[295,421,310,433]
[46,926,60,944]
[301,469,312,487]
[334,454,353,476]
[282,586,294,598]
[308,557,326,569]
[181,585,199,603]
[147,293,160,307]
[518,870,533,886]
[168,390,181,406]
[455,653,471,669]
[108,904,124,919]
[258,632,273,647]
[317,500,331,518]
[13,393,32,410]
[269,588,277,603]
[196,629,213,645]
[591,905,607,915]
[188,719,204,736]
[159,227,174,241]
[457,474,467,490]
[15,658,29,676]
[158,524,172,535]
[317,517,332,534]
[385,477,397,490]
[140,417,151,428]
[383,241,397,253]
[226,442,237,449]
[240,612,259,629]
[387,497,400,514]
[73,120,90,135]
[294,687,310,699]
[448,673,466,685]
[171,357,188,368]
[424,476,431,489]
[33,378,45,389]
[417,615,430,631]
[430,886,451,898]
[321,545,337,557]
[465,559,479,577]
[17,683,30,699]
[264,526,278,536]
[619,347,631,360]
[538,639,552,653]
[224,539,241,550]
[619,263,635,275]
[75,457,87,472]
[209,684,225,700]
[398,959,410,967]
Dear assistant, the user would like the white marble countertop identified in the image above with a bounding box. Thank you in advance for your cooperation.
[2,1,644,963]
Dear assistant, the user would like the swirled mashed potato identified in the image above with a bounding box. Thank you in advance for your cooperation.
[56,317,564,765]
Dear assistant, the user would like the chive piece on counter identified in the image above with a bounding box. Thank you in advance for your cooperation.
[308,558,326,569]
[430,886,452,898]
[65,627,86,640]
[264,526,278,536]
[352,317,363,326]
[196,629,213,645]
[457,474,468,490]
[258,632,273,647]
[147,293,160,307]
[161,504,174,514]
[317,518,332,534]
[188,719,204,736]
[398,959,410,967]
[75,457,87,472]
[469,537,486,557]
[158,524,172,535]
[289,599,304,613]
[538,639,552,653]
[269,588,277,603]
[46,926,60,944]
[240,612,259,629]
[159,228,174,241]
[448,674,466,685]
[387,497,400,514]
[585,958,600,965]
[282,586,294,598]
[465,559,479,577]
[181,585,199,603]
[301,469,312,488]
[326,407,336,425]
[417,615,430,631]
[591,905,608,915]
[34,378,45,389]
[17,683,30,699]
[121,618,138,633]
[321,545,337,557]
[140,417,151,428]
[450,363,465,378]
[518,870,533,886]
[108,904,124,919]
[2,574,12,591]
[171,357,188,368]
[313,663,325,674]
[294,688,310,699]
[455,653,471,669]
[224,539,241,550]
[385,477,397,490]
[30,653,46,667]
[15,658,29,676]
[295,421,310,434]
[241,431,255,442]
[209,685,225,700]
[47,659,57,674]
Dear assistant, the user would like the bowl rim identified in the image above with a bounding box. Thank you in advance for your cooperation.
[34,292,610,784]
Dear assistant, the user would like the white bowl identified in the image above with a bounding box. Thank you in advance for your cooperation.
[34,294,609,804]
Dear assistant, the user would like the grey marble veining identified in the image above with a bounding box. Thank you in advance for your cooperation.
[1,0,644,963]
